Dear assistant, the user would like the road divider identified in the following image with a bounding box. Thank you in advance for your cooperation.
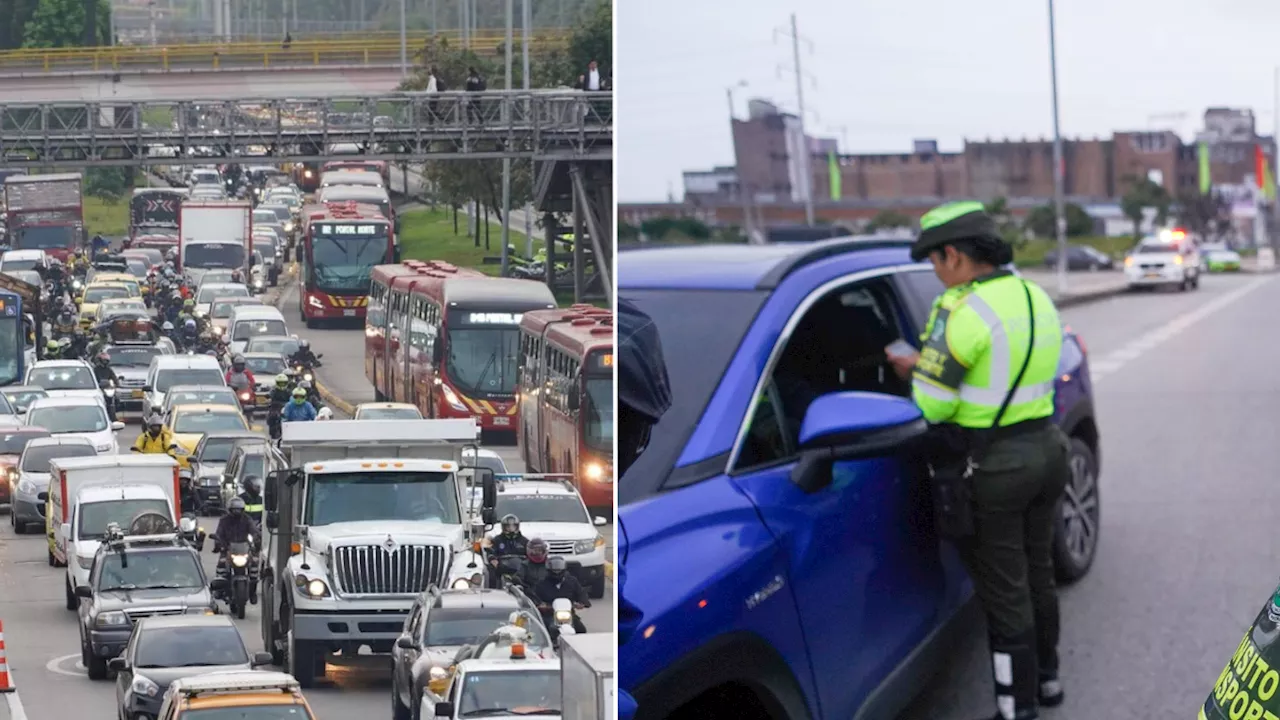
[0,620,14,693]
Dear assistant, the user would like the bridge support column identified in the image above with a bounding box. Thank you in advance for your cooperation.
[569,162,612,306]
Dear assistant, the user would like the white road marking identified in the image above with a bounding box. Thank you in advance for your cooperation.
[43,653,85,679]
[1089,276,1274,383]
[4,671,28,720]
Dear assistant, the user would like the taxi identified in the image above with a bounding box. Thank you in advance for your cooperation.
[93,297,149,326]
[87,271,143,298]
[77,282,135,328]
[157,671,317,720]
[163,403,251,468]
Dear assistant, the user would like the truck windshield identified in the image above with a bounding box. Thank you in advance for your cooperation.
[80,499,172,541]
[304,471,461,526]
[14,226,76,250]
[457,670,561,715]
[184,243,246,269]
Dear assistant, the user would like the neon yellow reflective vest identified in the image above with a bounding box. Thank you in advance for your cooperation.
[911,271,1062,428]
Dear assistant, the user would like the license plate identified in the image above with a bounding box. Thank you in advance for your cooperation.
[256,396,269,406]
[492,416,510,426]
[1144,272,1160,278]
[343,309,356,317]
[131,390,144,399]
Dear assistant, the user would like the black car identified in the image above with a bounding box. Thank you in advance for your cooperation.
[390,586,551,719]
[188,430,263,514]
[1042,244,1115,271]
[111,614,272,720]
[76,532,223,679]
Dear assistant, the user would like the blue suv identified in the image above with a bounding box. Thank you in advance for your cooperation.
[618,238,1101,720]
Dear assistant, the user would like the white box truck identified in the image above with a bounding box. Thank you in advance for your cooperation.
[178,200,253,285]
[42,455,180,610]
[561,633,615,720]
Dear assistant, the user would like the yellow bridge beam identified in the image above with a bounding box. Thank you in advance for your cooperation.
[0,29,571,74]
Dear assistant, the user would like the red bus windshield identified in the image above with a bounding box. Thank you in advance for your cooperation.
[444,311,522,397]
[307,221,391,294]
[583,349,613,453]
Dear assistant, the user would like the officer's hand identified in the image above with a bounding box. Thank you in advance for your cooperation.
[885,345,919,380]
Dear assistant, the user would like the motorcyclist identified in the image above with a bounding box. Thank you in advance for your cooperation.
[225,355,256,394]
[132,414,174,454]
[517,538,551,591]
[164,291,183,323]
[316,407,333,420]
[181,318,199,351]
[195,331,219,355]
[161,320,178,346]
[487,514,529,587]
[238,476,264,524]
[91,351,119,421]
[90,233,110,259]
[288,339,321,368]
[282,386,317,422]
[213,497,261,604]
[532,555,589,635]
[177,298,197,326]
[54,306,78,336]
[616,298,674,720]
[42,339,62,360]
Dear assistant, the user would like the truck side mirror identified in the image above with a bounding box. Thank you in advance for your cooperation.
[266,511,278,530]
[264,472,279,511]
[431,342,443,365]
[434,702,454,718]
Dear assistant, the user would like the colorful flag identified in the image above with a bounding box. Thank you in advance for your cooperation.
[1266,157,1277,201]
[1256,144,1268,194]
[828,151,841,200]
[1198,142,1211,194]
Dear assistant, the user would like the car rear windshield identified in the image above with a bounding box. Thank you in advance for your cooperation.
[157,369,225,393]
[0,430,47,455]
[181,707,311,719]
[135,624,248,668]
[425,607,523,646]
[618,289,768,504]
[22,443,94,471]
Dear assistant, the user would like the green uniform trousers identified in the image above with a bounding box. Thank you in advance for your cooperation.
[955,424,1070,669]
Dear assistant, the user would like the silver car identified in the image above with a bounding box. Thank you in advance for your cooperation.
[9,436,96,534]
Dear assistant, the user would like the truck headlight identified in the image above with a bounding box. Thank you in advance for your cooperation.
[451,578,471,589]
[554,610,572,624]
[440,385,467,412]
[231,554,248,567]
[212,326,223,335]
[584,462,604,481]
[130,674,160,697]
[95,611,128,627]
[307,295,323,309]
[295,575,329,598]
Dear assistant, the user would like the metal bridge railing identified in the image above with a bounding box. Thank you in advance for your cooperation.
[0,29,570,74]
[0,90,613,167]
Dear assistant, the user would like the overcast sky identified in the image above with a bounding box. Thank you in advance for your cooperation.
[617,0,1280,202]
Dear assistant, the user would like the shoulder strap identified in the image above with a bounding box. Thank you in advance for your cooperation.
[991,280,1036,429]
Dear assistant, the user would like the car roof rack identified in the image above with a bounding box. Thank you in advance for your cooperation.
[756,236,916,290]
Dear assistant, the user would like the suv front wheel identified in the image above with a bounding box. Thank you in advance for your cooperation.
[1054,437,1100,583]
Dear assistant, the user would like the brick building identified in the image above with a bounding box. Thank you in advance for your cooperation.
[629,106,1278,230]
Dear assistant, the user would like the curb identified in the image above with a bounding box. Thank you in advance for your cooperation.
[1055,286,1128,309]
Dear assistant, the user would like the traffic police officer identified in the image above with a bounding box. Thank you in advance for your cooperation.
[886,201,1071,720]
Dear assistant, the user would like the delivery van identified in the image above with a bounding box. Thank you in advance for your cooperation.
[42,455,180,609]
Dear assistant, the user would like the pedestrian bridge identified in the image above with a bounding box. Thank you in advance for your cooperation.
[0,30,572,102]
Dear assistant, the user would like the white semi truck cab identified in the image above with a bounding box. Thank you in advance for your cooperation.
[260,419,498,688]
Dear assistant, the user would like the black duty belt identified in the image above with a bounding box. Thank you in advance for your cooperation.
[983,415,1052,442]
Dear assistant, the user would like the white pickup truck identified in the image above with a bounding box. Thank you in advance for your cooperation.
[43,454,180,611]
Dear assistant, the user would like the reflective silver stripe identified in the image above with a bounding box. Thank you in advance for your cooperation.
[960,293,1009,392]
[913,378,959,402]
[958,380,1054,405]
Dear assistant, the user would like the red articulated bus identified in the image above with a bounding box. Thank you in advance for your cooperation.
[517,306,614,512]
[322,159,391,187]
[297,201,394,328]
[366,261,557,436]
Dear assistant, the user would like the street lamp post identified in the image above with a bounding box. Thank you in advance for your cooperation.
[398,0,408,77]
[1048,0,1068,295]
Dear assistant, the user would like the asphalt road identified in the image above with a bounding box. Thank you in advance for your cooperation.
[900,272,1280,718]
[0,280,615,720]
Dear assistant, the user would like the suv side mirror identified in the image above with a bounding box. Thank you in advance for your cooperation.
[790,391,928,494]
[396,634,415,650]
[250,651,273,666]
[434,702,454,718]
[74,585,93,599]
[210,577,228,592]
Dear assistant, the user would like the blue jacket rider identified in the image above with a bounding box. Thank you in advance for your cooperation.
[282,387,317,421]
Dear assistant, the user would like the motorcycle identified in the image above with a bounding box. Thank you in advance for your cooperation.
[99,379,118,422]
[217,541,257,619]
[488,554,526,590]
[233,385,256,418]
[178,514,206,551]
[547,597,586,645]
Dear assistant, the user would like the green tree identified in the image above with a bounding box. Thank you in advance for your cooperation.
[0,0,39,49]
[982,195,1025,248]
[639,217,710,241]
[1176,191,1230,238]
[1120,176,1171,241]
[23,0,110,48]
[83,167,129,203]
[865,210,910,232]
[1024,202,1093,238]
[619,222,639,241]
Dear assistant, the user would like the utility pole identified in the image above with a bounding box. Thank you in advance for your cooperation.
[1048,0,1068,296]
[727,81,753,242]
[1273,66,1279,240]
[522,0,533,257]
[399,0,408,76]
[784,14,815,225]
[499,0,513,275]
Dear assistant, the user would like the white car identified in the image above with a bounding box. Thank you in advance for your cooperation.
[353,402,422,420]
[227,306,288,355]
[1124,234,1201,291]
[25,396,124,455]
[492,477,608,598]
[142,355,228,419]
[0,249,49,274]
[24,360,106,406]
[195,282,251,317]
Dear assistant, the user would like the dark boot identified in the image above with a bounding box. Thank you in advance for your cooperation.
[976,632,1039,720]
[1035,594,1063,707]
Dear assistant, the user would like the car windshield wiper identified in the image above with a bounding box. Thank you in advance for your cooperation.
[99,584,138,592]
[136,583,189,589]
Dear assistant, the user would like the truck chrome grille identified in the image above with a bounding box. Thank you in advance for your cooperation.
[332,544,448,596]
[546,540,576,555]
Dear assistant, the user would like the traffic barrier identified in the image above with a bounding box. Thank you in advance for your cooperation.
[0,619,14,692]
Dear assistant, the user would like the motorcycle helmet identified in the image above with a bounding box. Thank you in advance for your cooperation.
[145,413,164,432]
[232,354,246,370]
[161,321,174,332]
[183,298,194,310]
[275,373,289,387]
[184,319,197,333]
[316,407,333,420]
[291,387,306,400]
[227,497,245,515]
[298,381,311,391]
[299,338,310,350]
[243,476,261,495]
[546,555,567,577]
[526,538,548,563]
[500,514,520,535]
[45,339,58,353]
[96,351,110,365]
